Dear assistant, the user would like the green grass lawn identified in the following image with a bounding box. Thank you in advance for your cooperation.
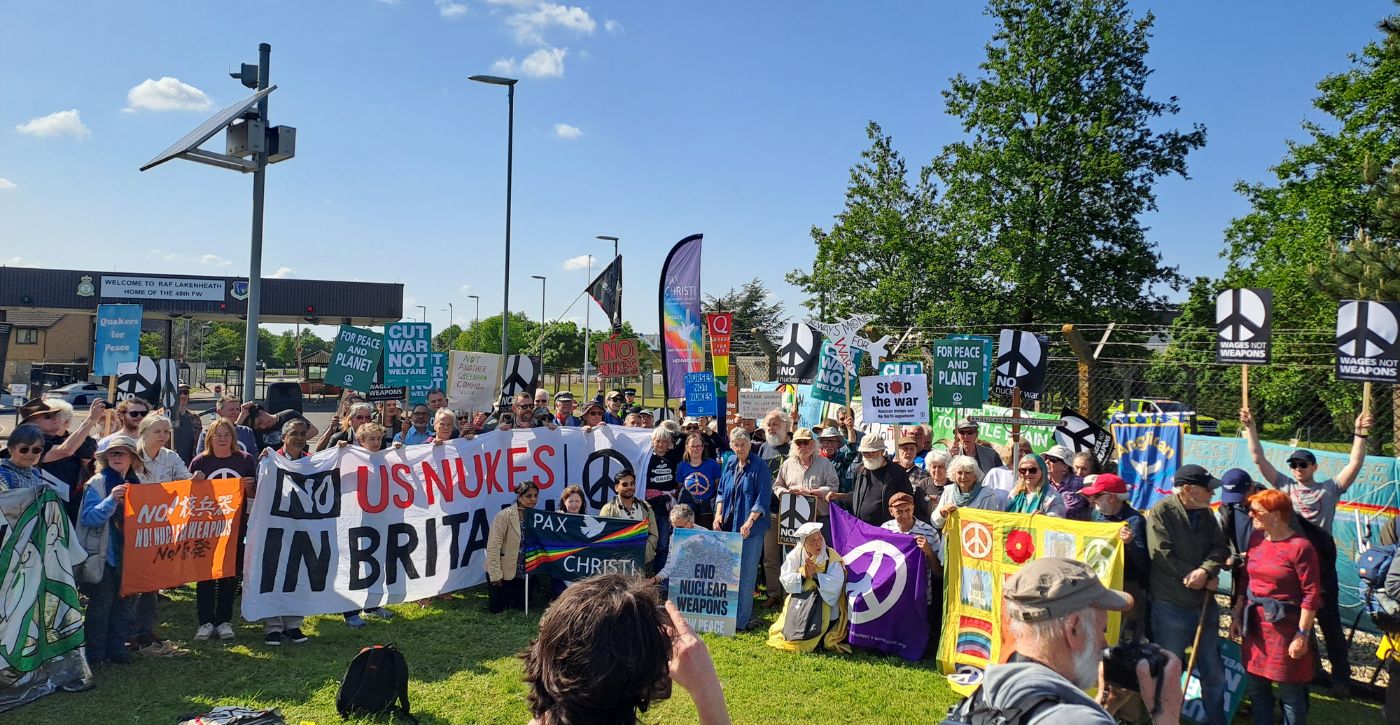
[13,586,1384,724]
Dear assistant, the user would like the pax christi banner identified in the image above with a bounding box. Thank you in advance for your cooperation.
[938,508,1125,695]
[240,427,654,621]
[0,488,89,712]
[121,478,245,595]
[659,234,704,399]
[520,509,648,580]
[830,505,928,661]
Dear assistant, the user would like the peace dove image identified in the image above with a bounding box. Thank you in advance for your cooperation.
[580,515,606,539]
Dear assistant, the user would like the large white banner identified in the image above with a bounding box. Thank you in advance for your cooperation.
[241,425,653,620]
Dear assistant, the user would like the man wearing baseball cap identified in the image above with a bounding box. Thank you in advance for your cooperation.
[949,558,1183,724]
[1082,473,1149,632]
[949,417,1003,475]
[1145,464,1231,724]
[551,391,582,426]
[1241,407,1369,694]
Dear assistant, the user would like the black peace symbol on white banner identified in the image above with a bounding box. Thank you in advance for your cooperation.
[502,355,538,396]
[996,330,1042,377]
[1054,413,1099,453]
[1216,289,1268,342]
[582,449,635,511]
[1337,301,1399,358]
[780,493,814,534]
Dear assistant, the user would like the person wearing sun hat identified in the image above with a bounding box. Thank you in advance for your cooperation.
[765,521,850,654]
[1146,463,1231,724]
[952,557,1184,725]
[79,435,144,666]
[843,433,915,527]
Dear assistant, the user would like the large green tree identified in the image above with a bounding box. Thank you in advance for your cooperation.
[1221,13,1400,441]
[787,122,942,328]
[704,278,787,350]
[930,0,1204,325]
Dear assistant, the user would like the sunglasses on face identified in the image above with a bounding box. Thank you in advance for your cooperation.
[12,445,43,455]
[795,439,813,446]
[1248,508,1268,517]
[105,450,131,458]
[1018,467,1039,474]
[127,410,148,418]
[353,415,371,421]
[457,416,470,422]
[1043,457,1062,464]
[1287,461,1310,470]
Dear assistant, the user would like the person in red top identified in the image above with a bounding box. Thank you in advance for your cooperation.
[1229,488,1321,725]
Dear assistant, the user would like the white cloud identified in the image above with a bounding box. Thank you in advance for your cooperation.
[0,256,39,267]
[553,123,582,140]
[16,109,90,139]
[562,254,591,271]
[604,19,622,33]
[124,77,213,113]
[507,3,595,44]
[199,254,232,267]
[269,266,297,279]
[459,284,473,294]
[521,47,567,77]
[0,178,15,190]
[491,47,567,78]
[436,0,467,17]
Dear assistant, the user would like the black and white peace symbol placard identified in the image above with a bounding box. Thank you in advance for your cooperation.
[1336,300,1400,383]
[582,449,635,511]
[1215,288,1272,365]
[500,355,541,398]
[116,356,162,405]
[1054,408,1115,471]
[778,493,816,545]
[992,329,1047,399]
[776,323,822,385]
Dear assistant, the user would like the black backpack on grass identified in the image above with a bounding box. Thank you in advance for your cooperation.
[336,643,417,723]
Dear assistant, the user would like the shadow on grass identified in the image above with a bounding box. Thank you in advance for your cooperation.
[15,583,545,723]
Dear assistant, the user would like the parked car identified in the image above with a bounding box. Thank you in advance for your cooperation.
[43,382,106,407]
[1104,398,1220,435]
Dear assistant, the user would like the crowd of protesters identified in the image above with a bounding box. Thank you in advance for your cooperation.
[1,377,1392,724]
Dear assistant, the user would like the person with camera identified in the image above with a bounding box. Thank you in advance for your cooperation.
[945,557,1183,724]
[523,574,731,725]
[1146,464,1231,725]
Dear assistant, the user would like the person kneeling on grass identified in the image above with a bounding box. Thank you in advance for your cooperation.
[766,522,850,654]
[523,574,731,725]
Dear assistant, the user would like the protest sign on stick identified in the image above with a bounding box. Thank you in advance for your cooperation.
[598,337,641,378]
[858,374,929,425]
[685,371,718,417]
[667,528,742,636]
[94,304,143,376]
[776,322,822,384]
[384,322,433,386]
[778,493,816,546]
[449,350,501,412]
[738,390,784,420]
[327,325,384,394]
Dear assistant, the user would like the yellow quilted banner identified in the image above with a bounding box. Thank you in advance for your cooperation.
[937,508,1126,695]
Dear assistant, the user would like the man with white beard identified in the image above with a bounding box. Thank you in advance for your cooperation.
[945,558,1184,725]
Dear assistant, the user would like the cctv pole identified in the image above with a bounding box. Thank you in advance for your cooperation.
[242,42,271,401]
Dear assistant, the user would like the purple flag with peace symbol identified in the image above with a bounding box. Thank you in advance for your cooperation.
[830,505,928,661]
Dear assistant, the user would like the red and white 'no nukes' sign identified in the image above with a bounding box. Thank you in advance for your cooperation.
[599,337,641,378]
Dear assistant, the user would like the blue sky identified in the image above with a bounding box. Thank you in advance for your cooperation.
[0,1,1392,340]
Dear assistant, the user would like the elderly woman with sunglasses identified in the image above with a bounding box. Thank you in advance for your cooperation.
[1229,489,1322,724]
[1003,453,1067,517]
[0,424,50,491]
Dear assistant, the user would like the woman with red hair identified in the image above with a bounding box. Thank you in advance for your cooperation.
[1230,488,1321,724]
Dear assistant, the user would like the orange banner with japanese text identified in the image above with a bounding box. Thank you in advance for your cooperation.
[121,478,245,595]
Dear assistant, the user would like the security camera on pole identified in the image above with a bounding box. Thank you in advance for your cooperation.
[140,43,296,401]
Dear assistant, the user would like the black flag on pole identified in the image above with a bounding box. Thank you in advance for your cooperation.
[587,255,623,333]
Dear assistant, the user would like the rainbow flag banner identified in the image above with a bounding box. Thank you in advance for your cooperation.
[521,509,648,581]
[938,508,1126,695]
